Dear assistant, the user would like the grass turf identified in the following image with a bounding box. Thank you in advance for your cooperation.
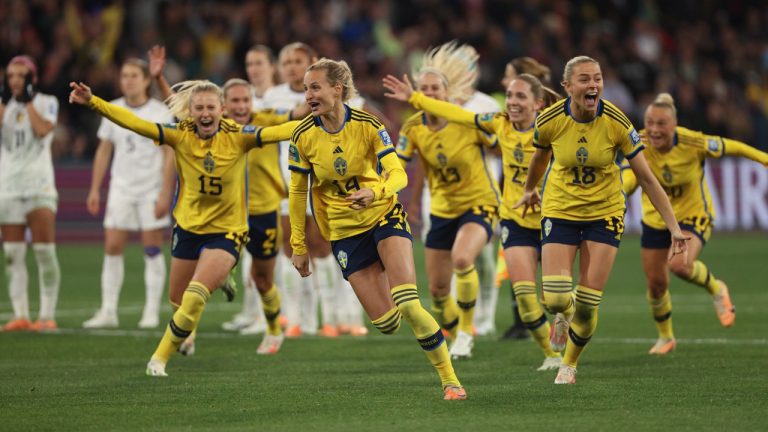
[0,234,765,431]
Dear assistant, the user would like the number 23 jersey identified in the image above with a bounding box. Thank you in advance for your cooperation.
[534,98,643,221]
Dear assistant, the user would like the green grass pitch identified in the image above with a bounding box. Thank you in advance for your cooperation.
[1,234,765,431]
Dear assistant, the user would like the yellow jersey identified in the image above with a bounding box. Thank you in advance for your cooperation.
[245,109,297,215]
[534,97,643,221]
[288,106,406,248]
[396,111,500,218]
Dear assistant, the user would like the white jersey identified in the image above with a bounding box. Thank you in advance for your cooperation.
[0,93,59,199]
[251,86,272,111]
[96,98,173,201]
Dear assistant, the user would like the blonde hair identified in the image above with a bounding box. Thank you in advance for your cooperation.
[279,42,318,63]
[510,57,551,83]
[222,78,251,98]
[562,55,600,84]
[414,41,478,103]
[306,58,358,102]
[650,92,677,116]
[166,80,223,120]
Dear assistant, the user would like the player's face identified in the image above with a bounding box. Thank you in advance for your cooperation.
[506,79,540,127]
[245,50,274,86]
[280,49,313,88]
[501,63,516,89]
[564,62,602,114]
[119,64,150,99]
[6,63,31,97]
[417,73,448,101]
[304,69,341,116]
[644,105,677,151]
[189,91,223,137]
[224,84,252,125]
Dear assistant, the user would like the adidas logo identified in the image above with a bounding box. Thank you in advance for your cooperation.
[578,136,588,144]
[333,146,343,154]
[436,143,444,149]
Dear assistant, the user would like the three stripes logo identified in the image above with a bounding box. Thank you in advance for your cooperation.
[578,136,588,144]
[333,146,343,154]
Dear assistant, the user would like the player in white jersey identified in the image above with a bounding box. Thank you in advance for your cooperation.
[0,56,61,332]
[82,58,175,329]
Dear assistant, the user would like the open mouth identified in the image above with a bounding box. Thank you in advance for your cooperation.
[308,101,321,113]
[584,92,598,107]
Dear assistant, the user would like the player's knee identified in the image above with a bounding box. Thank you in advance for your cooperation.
[144,246,162,258]
[372,307,401,335]
[542,291,572,313]
[3,242,27,267]
[669,260,692,280]
[646,277,668,298]
[451,254,474,272]
[516,294,544,324]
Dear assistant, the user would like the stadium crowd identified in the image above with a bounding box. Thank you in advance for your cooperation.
[1,0,767,162]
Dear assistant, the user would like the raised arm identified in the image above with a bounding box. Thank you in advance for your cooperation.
[246,120,301,151]
[383,74,479,129]
[148,45,173,101]
[70,82,162,141]
[723,138,768,167]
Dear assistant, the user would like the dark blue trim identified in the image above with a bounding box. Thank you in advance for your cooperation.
[255,128,263,147]
[563,97,603,124]
[672,131,679,147]
[625,144,645,160]
[376,148,395,160]
[156,123,165,145]
[474,114,494,135]
[316,104,351,134]
[720,137,726,156]
[397,154,412,162]
[288,165,311,174]
[541,153,554,196]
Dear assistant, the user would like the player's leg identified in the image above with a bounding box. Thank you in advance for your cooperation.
[27,206,60,330]
[252,255,284,354]
[473,241,498,336]
[449,221,488,358]
[425,248,457,336]
[139,227,167,328]
[641,247,675,354]
[279,213,302,337]
[83,228,128,328]
[308,220,336,336]
[1,221,30,331]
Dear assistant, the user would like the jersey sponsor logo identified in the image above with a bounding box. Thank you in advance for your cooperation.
[544,218,552,237]
[576,147,589,165]
[378,130,393,147]
[707,138,720,152]
[288,144,300,162]
[334,157,348,176]
[336,250,348,269]
[514,143,524,164]
[204,151,216,173]
[501,226,509,243]
[242,125,257,133]
[436,152,448,168]
[479,112,494,122]
[629,129,641,146]
[397,135,408,151]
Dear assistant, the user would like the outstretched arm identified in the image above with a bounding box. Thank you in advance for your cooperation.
[723,138,768,167]
[289,169,311,277]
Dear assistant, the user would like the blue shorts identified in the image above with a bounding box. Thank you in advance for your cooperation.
[425,206,497,250]
[171,224,246,262]
[331,203,413,280]
[500,219,541,251]
[541,216,624,248]
[246,211,280,259]
[641,219,711,249]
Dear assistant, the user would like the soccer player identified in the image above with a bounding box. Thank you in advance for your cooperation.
[383,42,500,359]
[0,56,61,332]
[384,72,563,371]
[622,92,768,354]
[82,58,175,330]
[68,79,298,376]
[514,56,688,384]
[289,58,466,400]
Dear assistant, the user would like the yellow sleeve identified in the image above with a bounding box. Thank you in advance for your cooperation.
[245,120,301,151]
[371,151,407,201]
[250,109,292,127]
[288,169,309,256]
[409,91,478,128]
[621,165,638,195]
[88,96,173,144]
[723,138,768,166]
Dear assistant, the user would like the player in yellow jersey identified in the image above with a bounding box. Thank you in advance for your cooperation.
[622,93,768,355]
[69,79,298,377]
[289,58,465,400]
[382,42,499,360]
[384,71,563,370]
[514,56,688,385]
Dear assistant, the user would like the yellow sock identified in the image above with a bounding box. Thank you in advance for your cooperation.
[688,261,721,295]
[394,283,460,388]
[542,275,575,318]
[431,294,459,336]
[260,284,282,336]
[152,281,210,363]
[648,291,674,340]
[372,306,402,334]
[514,281,557,357]
[562,285,602,368]
[455,265,479,334]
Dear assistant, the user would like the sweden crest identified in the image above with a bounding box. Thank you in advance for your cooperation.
[337,250,348,269]
[544,218,552,237]
[514,143,524,164]
[334,157,347,176]
[203,151,216,173]
[501,226,509,243]
[662,164,673,184]
[576,147,588,165]
[437,152,448,168]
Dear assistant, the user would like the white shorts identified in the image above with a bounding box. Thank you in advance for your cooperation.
[0,196,58,224]
[104,197,171,231]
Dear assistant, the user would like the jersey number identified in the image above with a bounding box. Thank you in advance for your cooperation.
[435,167,461,184]
[570,166,596,185]
[663,185,683,199]
[198,175,223,195]
[509,165,528,185]
[332,176,361,196]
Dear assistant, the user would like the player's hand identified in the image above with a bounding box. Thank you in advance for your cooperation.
[0,74,11,105]
[407,204,421,226]
[346,188,375,210]
[512,189,541,218]
[86,190,100,216]
[16,72,35,103]
[148,45,166,78]
[668,230,691,262]
[154,190,172,218]
[291,102,311,120]
[68,82,93,105]
[292,253,312,278]
[382,74,414,102]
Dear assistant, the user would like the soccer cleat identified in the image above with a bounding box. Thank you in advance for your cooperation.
[222,313,256,331]
[178,335,196,356]
[2,318,32,332]
[30,319,58,332]
[220,272,237,302]
[256,333,285,355]
[443,385,467,401]
[145,358,168,377]
[500,323,530,340]
[318,324,339,338]
[138,315,159,329]
[550,313,570,352]
[83,311,119,329]
[349,325,369,337]
[537,356,563,371]
[648,338,677,355]
[554,364,577,384]
[449,330,474,359]
[285,325,302,338]
[239,319,267,335]
[712,281,735,328]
